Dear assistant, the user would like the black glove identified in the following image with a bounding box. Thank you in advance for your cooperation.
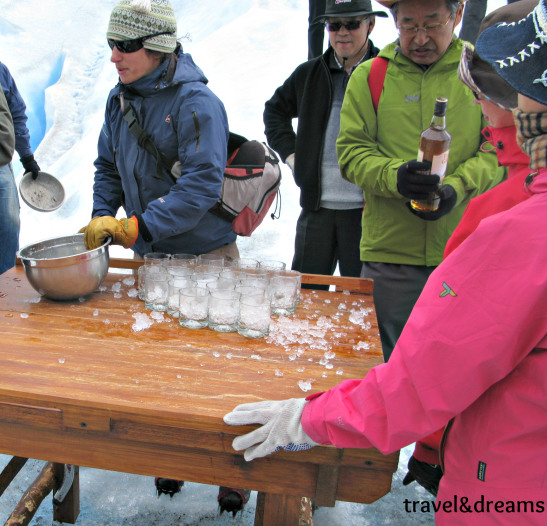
[397,160,439,201]
[407,184,457,221]
[402,455,443,497]
[21,154,41,180]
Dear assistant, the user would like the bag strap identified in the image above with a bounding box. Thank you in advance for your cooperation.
[368,56,388,113]
[120,94,176,181]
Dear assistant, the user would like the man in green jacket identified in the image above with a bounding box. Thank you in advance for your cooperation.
[337,0,503,361]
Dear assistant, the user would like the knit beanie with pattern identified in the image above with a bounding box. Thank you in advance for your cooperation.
[107,0,177,53]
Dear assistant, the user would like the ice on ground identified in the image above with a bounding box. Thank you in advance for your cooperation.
[111,282,122,292]
[20,313,29,318]
[122,276,135,286]
[93,309,99,316]
[354,341,371,351]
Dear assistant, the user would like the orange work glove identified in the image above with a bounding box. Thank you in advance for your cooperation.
[79,216,138,250]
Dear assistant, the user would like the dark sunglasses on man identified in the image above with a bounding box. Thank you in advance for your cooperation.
[108,31,174,53]
[325,19,368,32]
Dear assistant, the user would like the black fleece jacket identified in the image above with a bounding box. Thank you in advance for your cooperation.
[263,42,379,211]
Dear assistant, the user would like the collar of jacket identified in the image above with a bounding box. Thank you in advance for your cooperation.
[388,36,463,71]
[116,45,187,98]
[326,39,378,73]
[481,125,530,172]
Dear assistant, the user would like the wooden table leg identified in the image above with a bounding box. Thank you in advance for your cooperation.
[0,457,28,498]
[53,464,80,524]
[254,492,313,526]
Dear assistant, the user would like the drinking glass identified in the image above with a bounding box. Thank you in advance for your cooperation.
[197,254,225,267]
[167,277,193,317]
[258,260,286,273]
[144,252,170,266]
[144,270,170,311]
[269,275,299,315]
[231,257,259,269]
[179,287,209,329]
[170,253,197,267]
[238,294,272,338]
[191,273,219,289]
[137,265,146,300]
[208,289,241,332]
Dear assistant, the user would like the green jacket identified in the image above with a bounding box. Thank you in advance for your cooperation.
[337,39,504,266]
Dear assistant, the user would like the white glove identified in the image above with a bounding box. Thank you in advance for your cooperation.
[285,153,295,173]
[223,398,319,461]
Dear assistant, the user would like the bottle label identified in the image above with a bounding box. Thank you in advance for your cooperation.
[417,150,450,182]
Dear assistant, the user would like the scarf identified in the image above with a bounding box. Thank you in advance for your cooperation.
[512,109,547,170]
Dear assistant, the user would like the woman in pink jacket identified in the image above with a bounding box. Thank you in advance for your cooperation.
[224,3,547,524]
[404,0,536,497]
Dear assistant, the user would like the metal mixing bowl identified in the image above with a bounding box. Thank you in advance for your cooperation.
[18,234,110,300]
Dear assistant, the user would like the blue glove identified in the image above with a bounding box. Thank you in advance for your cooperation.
[223,398,319,461]
[407,185,457,221]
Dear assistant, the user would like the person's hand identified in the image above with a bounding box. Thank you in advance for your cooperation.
[285,153,295,173]
[397,160,439,200]
[407,185,457,221]
[79,216,138,250]
[223,398,318,461]
[21,154,41,180]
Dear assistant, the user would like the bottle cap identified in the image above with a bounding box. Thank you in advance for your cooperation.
[434,98,448,117]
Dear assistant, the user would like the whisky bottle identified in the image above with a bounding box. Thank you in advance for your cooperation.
[411,98,452,212]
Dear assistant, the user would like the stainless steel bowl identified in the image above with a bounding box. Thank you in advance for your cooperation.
[18,234,110,300]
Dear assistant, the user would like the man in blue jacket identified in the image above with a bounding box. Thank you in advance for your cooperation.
[80,0,238,261]
[0,62,40,274]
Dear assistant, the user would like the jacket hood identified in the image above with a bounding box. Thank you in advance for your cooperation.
[114,46,208,98]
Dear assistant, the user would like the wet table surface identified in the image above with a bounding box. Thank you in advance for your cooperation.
[0,263,398,524]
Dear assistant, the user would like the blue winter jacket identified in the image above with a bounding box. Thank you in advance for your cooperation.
[0,62,33,159]
[93,47,236,256]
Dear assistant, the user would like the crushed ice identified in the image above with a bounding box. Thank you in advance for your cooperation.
[354,341,371,351]
[298,380,312,392]
[132,312,153,332]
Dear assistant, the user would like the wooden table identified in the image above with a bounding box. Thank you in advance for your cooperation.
[0,262,398,525]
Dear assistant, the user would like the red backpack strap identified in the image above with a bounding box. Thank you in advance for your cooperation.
[368,56,388,113]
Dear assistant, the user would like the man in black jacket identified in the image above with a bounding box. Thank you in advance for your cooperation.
[264,0,386,287]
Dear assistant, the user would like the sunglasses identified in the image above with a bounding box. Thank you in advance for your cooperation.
[325,19,367,32]
[108,31,173,53]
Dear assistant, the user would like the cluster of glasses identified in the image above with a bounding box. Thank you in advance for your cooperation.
[137,252,302,338]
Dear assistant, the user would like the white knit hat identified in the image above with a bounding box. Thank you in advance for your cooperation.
[107,0,177,53]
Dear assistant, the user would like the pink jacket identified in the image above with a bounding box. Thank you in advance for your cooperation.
[302,168,547,525]
[444,125,531,258]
